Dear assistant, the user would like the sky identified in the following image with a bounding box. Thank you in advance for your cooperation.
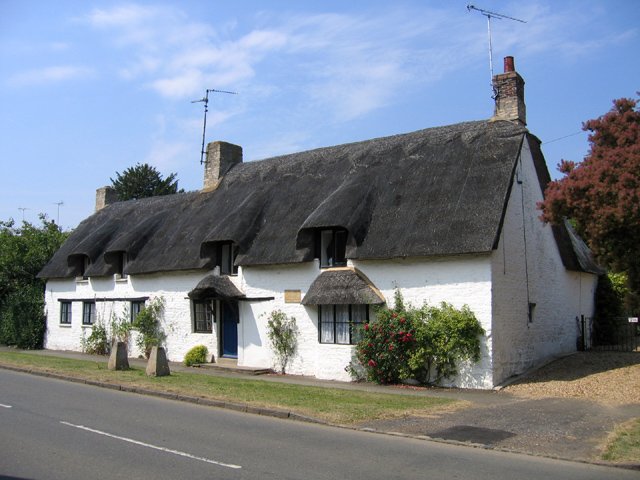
[0,0,638,230]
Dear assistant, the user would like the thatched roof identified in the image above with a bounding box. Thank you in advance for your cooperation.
[302,268,385,305]
[188,275,245,300]
[39,119,596,279]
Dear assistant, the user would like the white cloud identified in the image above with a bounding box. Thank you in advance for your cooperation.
[488,2,638,61]
[144,140,190,171]
[151,70,205,99]
[78,1,639,126]
[84,4,168,29]
[8,65,93,86]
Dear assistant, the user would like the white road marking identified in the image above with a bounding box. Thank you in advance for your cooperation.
[60,421,241,469]
[0,403,12,408]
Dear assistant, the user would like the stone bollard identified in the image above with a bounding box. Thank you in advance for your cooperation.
[108,341,130,371]
[146,346,171,377]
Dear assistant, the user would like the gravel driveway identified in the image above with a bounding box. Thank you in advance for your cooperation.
[502,351,640,404]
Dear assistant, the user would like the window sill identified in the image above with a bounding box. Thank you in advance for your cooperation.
[81,324,94,328]
[115,277,129,283]
[75,277,89,284]
[59,324,72,328]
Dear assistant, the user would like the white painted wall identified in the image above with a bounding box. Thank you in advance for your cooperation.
[44,270,221,361]
[490,138,597,385]
[239,255,494,388]
[45,256,495,388]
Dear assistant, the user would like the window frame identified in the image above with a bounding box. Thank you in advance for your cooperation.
[317,228,348,268]
[117,252,128,280]
[60,301,72,325]
[130,300,145,324]
[193,299,215,333]
[218,242,239,276]
[318,304,369,345]
[82,301,96,326]
[76,256,90,281]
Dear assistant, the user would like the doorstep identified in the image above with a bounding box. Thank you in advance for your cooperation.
[192,358,272,376]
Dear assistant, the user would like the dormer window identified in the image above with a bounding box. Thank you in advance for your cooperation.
[116,252,128,279]
[218,242,239,275]
[318,229,347,268]
[80,256,90,280]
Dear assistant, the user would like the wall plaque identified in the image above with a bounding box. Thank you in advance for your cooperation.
[284,290,302,303]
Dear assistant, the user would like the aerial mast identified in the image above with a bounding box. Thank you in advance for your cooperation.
[192,89,237,165]
[467,4,526,93]
[53,201,64,225]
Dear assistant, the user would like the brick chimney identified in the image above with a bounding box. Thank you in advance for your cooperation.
[95,186,118,212]
[491,56,526,126]
[203,141,243,191]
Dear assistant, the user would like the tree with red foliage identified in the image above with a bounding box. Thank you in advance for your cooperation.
[539,95,640,311]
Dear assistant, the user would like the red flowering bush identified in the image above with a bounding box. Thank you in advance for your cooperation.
[352,291,485,386]
[354,291,417,384]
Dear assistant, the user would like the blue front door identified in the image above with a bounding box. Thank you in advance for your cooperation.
[221,302,238,358]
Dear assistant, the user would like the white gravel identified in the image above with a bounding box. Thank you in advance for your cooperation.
[502,352,640,405]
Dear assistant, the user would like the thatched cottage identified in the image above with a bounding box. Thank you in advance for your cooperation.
[39,58,600,388]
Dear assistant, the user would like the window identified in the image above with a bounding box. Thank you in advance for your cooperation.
[117,253,128,279]
[82,301,96,325]
[218,242,239,275]
[60,301,72,325]
[319,304,368,345]
[318,229,347,268]
[130,300,145,323]
[193,300,214,333]
[77,256,90,280]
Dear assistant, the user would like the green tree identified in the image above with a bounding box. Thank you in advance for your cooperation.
[111,163,182,201]
[0,215,69,348]
[539,95,640,312]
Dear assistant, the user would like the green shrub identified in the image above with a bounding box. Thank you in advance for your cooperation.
[593,273,628,345]
[409,302,485,385]
[0,284,46,349]
[266,310,298,374]
[82,321,109,355]
[184,344,209,366]
[132,297,166,358]
[353,291,485,386]
[0,216,68,349]
[110,310,133,345]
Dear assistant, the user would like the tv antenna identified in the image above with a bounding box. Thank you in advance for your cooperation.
[192,88,237,165]
[53,201,64,224]
[467,4,526,90]
[18,207,29,222]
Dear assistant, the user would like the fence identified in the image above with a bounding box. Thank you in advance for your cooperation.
[580,315,640,352]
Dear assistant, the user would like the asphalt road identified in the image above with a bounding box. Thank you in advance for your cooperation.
[0,369,635,480]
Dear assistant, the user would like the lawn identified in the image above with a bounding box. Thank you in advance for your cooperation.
[603,418,640,463]
[0,351,458,425]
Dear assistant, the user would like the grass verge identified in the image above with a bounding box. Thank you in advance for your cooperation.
[602,418,640,463]
[0,351,457,425]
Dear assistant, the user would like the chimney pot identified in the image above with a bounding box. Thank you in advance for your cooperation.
[203,141,243,191]
[504,56,515,73]
[491,56,526,126]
